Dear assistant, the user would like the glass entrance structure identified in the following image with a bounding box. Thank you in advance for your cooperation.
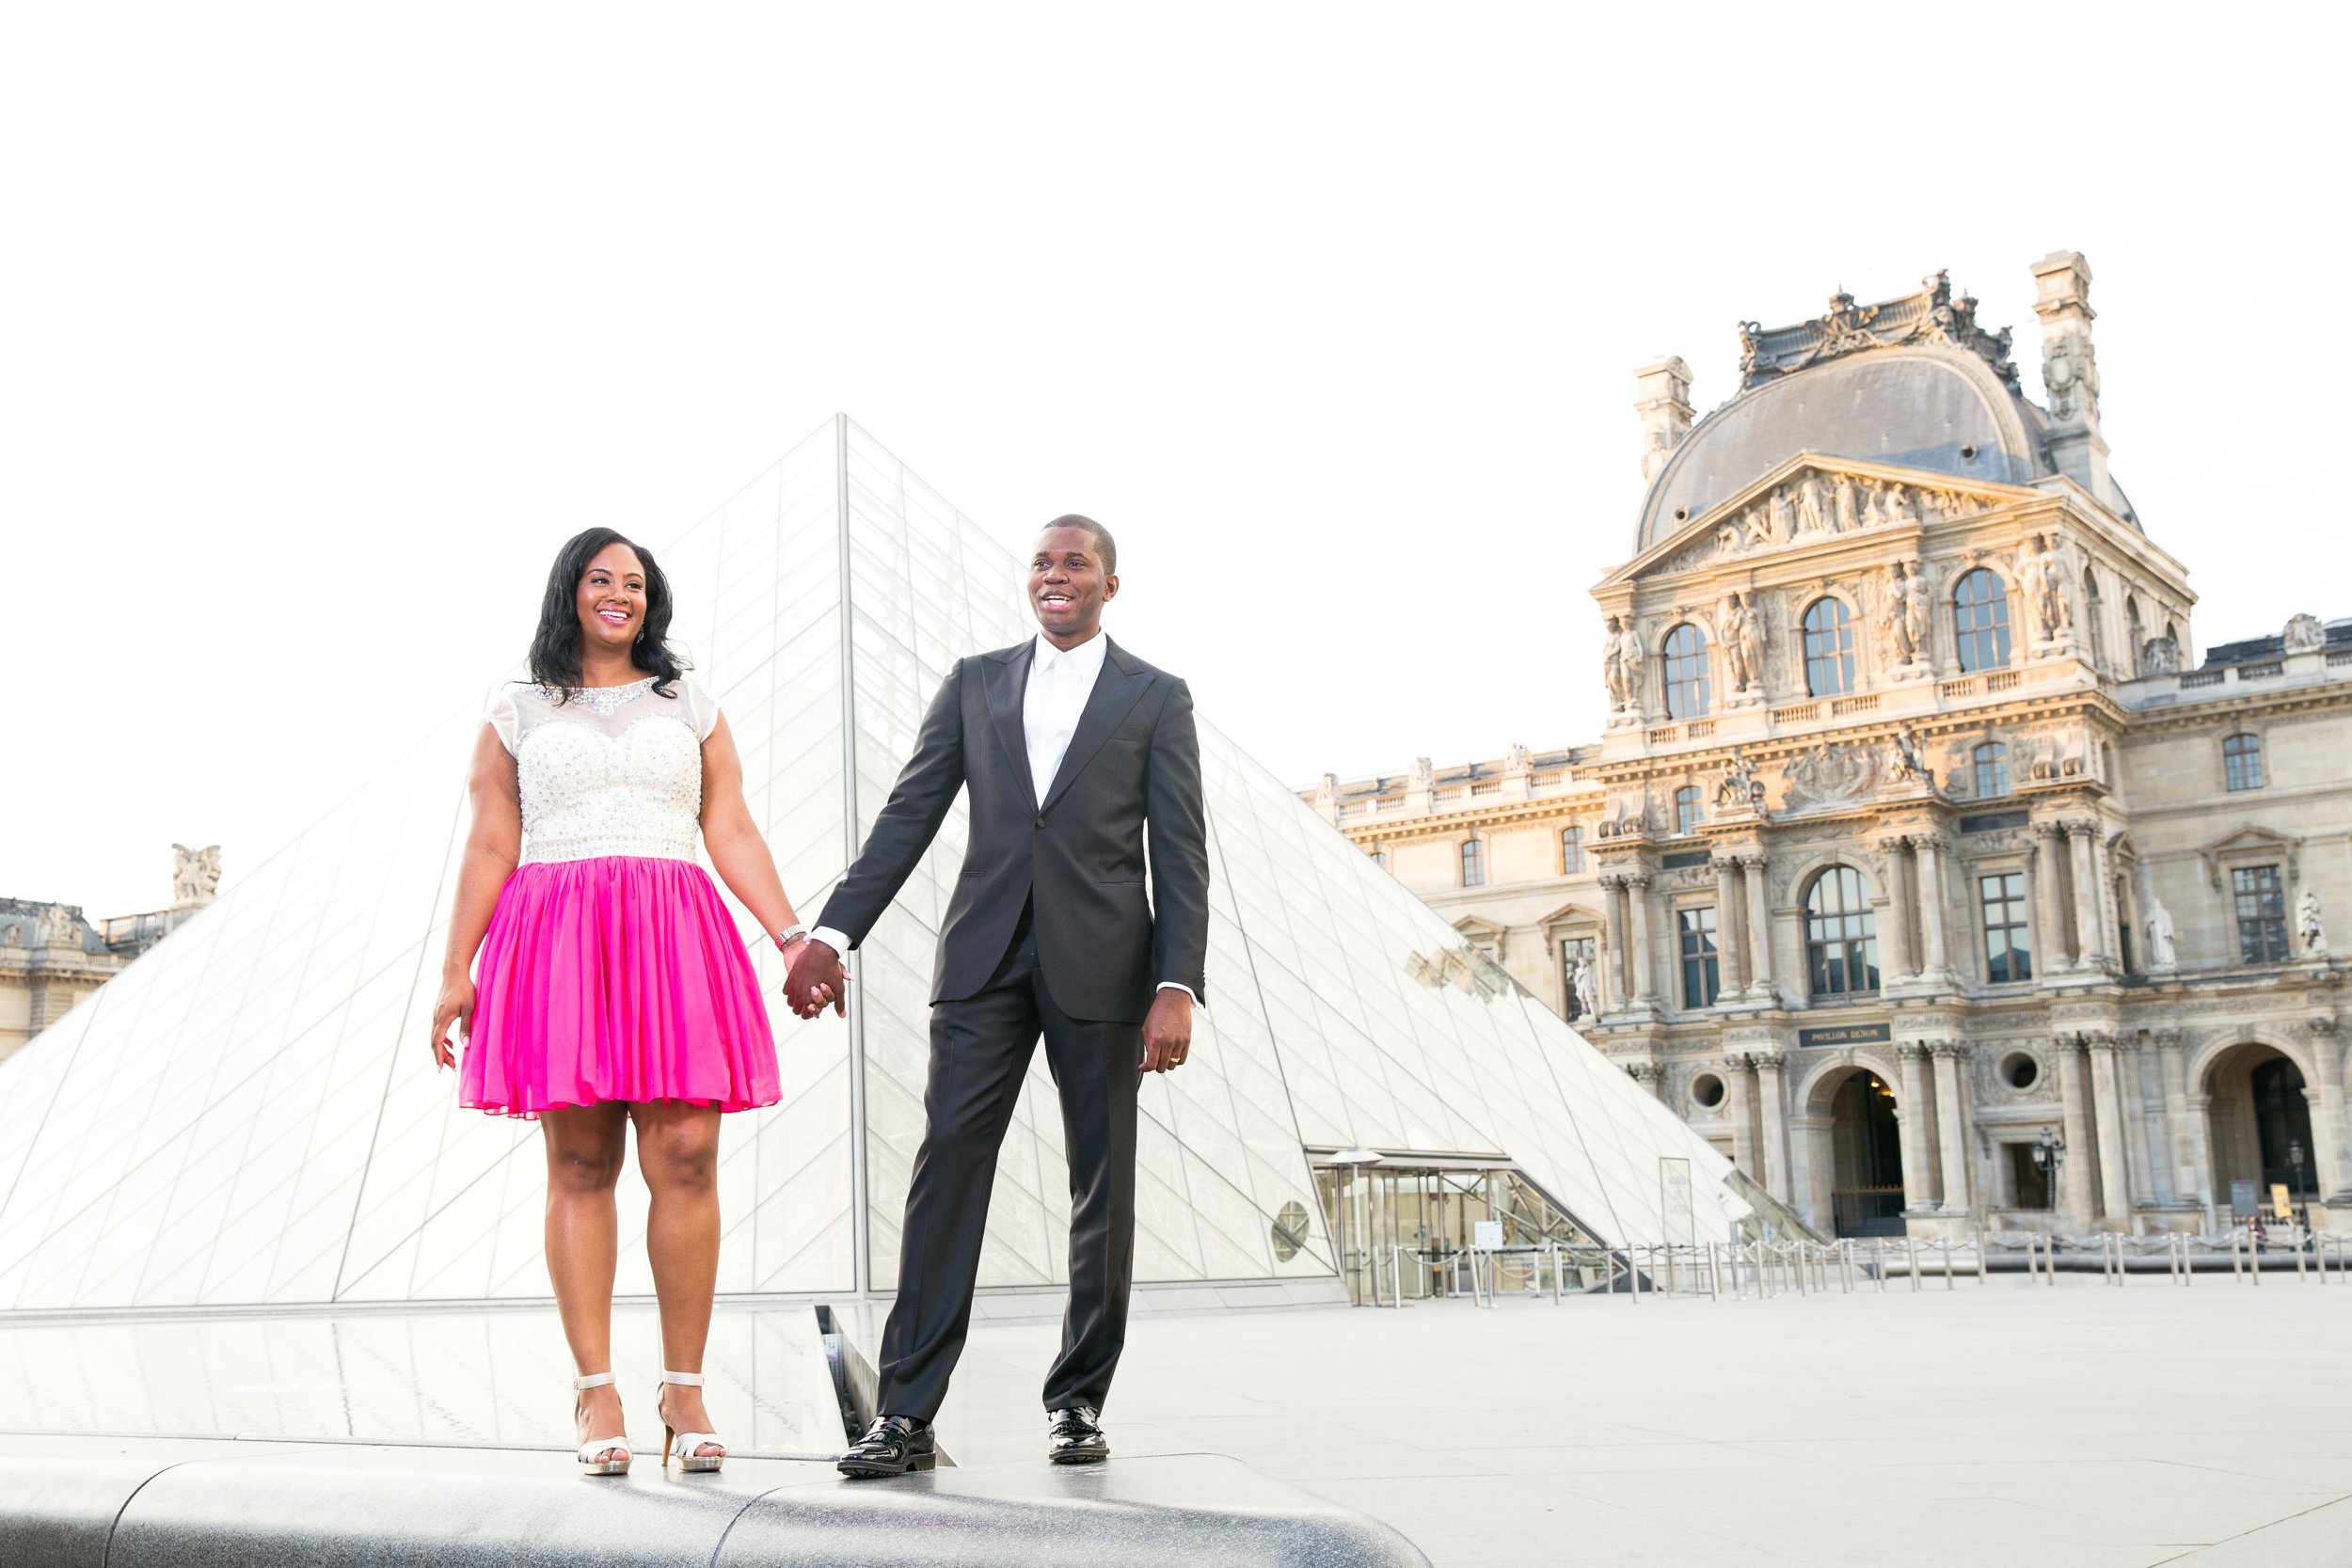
[0,418,1751,1317]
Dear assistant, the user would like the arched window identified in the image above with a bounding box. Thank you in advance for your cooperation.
[1803,597,1856,696]
[1460,838,1486,887]
[2083,570,2107,671]
[1674,784,1703,834]
[1953,568,2012,673]
[2125,595,2145,674]
[1973,741,2010,799]
[2223,733,2265,791]
[1805,865,1880,998]
[1662,623,1711,720]
[1560,824,1584,874]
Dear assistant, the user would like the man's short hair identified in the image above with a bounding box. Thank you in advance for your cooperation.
[1041,514,1116,575]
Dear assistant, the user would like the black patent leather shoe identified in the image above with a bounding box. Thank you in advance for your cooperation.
[837,1414,936,1479]
[1046,1405,1108,1465]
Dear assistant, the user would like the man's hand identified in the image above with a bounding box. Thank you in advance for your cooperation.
[786,940,848,1020]
[1140,988,1192,1073]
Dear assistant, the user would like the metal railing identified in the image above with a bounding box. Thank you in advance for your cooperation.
[1359,1227,2352,1307]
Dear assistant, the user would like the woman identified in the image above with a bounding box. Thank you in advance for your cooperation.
[428,528,832,1477]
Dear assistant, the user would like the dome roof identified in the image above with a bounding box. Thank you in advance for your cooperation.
[1636,345,2062,554]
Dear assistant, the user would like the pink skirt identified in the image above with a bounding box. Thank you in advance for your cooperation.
[461,855,780,1119]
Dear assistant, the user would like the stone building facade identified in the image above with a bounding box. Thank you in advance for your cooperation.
[0,845,221,1062]
[1310,254,2350,1239]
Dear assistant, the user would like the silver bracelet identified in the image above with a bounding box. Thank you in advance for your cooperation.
[772,924,808,949]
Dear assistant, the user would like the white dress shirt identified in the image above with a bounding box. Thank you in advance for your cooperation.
[810,630,1197,1007]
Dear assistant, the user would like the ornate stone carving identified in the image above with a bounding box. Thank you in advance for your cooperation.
[1409,756,1435,792]
[1602,615,1645,716]
[37,903,79,947]
[1505,742,1534,774]
[170,843,222,906]
[2299,890,2328,958]
[2284,612,2326,655]
[1567,955,1600,1019]
[1886,722,1935,788]
[1883,560,1932,673]
[2144,895,2179,971]
[1782,741,1878,810]
[1313,773,1339,810]
[1738,272,2017,389]
[1718,591,1763,695]
[1597,792,1649,840]
[1716,747,1765,808]
[2021,532,2074,645]
[2139,634,2182,675]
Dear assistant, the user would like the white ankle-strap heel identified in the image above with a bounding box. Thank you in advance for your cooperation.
[572,1372,631,1476]
[657,1370,725,1472]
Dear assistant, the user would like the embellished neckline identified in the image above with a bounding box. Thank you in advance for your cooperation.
[542,675,657,717]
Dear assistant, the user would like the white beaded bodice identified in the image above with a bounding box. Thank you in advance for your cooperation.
[485,676,719,864]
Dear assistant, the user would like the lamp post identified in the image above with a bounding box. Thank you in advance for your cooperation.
[2290,1137,2308,1232]
[2031,1127,2066,1218]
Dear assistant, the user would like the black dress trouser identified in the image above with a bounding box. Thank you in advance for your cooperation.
[874,904,1142,1422]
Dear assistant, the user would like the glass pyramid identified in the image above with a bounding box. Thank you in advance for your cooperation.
[0,417,1750,1313]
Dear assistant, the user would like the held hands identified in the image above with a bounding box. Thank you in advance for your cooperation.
[785,939,849,1020]
[428,974,474,1070]
[1140,988,1192,1073]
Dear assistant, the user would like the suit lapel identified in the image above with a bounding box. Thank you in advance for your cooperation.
[1040,640,1157,813]
[984,642,1039,807]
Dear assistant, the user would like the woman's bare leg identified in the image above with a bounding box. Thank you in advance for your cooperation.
[634,1099,724,1452]
[543,1102,630,1455]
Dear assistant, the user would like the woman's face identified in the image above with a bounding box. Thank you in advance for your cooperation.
[576,543,648,658]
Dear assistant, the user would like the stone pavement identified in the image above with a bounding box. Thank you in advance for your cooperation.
[933,1282,2352,1567]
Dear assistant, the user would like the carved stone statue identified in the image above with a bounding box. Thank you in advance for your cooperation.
[1884,561,1930,667]
[1506,742,1534,773]
[1570,955,1600,1019]
[1766,485,1795,543]
[38,903,78,947]
[1716,747,1764,808]
[1829,470,1860,533]
[1883,483,1918,526]
[1597,793,1647,839]
[2299,890,2328,958]
[1887,722,1933,786]
[1603,615,1645,712]
[1314,773,1339,811]
[1409,756,1435,792]
[1794,472,1828,535]
[1783,742,1876,808]
[171,843,223,905]
[2284,612,2326,655]
[1719,591,1761,691]
[2144,896,2179,970]
[2139,634,2181,675]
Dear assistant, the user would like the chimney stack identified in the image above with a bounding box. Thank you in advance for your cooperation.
[1633,356,1693,483]
[2029,251,2117,511]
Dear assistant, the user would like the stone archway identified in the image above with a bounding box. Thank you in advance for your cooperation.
[1801,1063,1907,1237]
[2202,1041,2319,1220]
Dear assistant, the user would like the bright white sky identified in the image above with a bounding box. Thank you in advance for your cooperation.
[6,5,2344,919]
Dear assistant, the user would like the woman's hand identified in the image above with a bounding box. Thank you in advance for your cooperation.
[430,974,475,1070]
[776,935,838,1015]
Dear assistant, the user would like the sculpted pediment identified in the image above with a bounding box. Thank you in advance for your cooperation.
[1608,452,2042,587]
[2197,825,2303,889]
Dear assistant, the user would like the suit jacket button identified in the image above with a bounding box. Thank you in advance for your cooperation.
[1035,815,1047,829]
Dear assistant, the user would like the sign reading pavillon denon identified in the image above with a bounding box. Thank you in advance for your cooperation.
[1798,1022,1893,1049]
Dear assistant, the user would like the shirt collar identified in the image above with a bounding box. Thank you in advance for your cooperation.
[1033,630,1109,679]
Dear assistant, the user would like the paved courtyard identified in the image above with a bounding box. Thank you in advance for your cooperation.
[937,1281,2352,1567]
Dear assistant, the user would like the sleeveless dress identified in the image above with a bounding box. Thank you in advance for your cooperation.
[459,674,780,1119]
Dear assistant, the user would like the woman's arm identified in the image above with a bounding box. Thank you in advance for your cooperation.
[699,711,803,943]
[429,722,522,1069]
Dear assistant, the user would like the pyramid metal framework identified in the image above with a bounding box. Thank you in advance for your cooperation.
[0,418,1752,1314]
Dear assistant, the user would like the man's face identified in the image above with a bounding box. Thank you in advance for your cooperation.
[1028,526,1116,643]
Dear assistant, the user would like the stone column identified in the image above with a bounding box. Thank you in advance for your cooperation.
[2056,1036,2099,1227]
[1896,1042,1938,1211]
[2119,1039,2159,1207]
[1754,1050,1791,1202]
[1628,1060,1668,1103]
[2033,822,2072,974]
[1877,836,1915,982]
[1913,833,1953,982]
[2154,1030,2200,1207]
[1723,1053,1757,1179]
[2087,1032,2133,1229]
[1600,876,1629,1010]
[2067,820,2104,969]
[1740,853,1776,1004]
[1932,1041,1973,1212]
[1626,872,1656,1006]
[1712,858,1746,997]
[2304,1020,2350,1200]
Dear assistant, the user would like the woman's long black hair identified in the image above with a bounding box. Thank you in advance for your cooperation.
[527,528,691,704]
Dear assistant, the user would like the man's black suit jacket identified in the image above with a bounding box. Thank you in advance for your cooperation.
[815,636,1210,1024]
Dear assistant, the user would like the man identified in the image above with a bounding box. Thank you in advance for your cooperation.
[785,515,1210,1478]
